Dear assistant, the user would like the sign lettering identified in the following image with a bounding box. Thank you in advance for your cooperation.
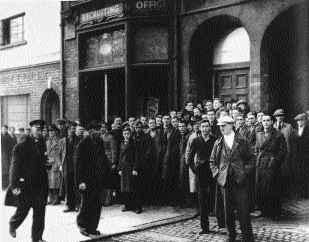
[135,0,166,10]
[80,3,123,23]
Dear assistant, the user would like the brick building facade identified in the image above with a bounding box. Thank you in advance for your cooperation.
[0,2,61,130]
[61,0,309,125]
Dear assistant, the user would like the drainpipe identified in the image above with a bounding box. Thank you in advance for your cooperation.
[60,9,66,119]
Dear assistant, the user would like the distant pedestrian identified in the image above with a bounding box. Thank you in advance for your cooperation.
[5,120,50,242]
[2,124,12,190]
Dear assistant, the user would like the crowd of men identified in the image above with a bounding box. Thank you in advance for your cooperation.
[2,98,309,242]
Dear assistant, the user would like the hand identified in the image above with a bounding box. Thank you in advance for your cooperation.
[111,164,116,169]
[79,183,86,190]
[12,188,21,196]
[118,171,122,176]
[59,165,63,172]
[132,170,138,176]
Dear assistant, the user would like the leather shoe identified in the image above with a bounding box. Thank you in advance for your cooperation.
[63,207,75,213]
[89,230,101,235]
[199,229,210,234]
[135,209,142,214]
[32,240,46,242]
[52,200,61,205]
[9,224,16,238]
[79,227,89,236]
[121,207,129,212]
[47,200,53,205]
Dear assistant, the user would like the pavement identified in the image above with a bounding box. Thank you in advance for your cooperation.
[1,192,309,242]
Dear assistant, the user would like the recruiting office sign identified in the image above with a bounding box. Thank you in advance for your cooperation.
[128,0,169,15]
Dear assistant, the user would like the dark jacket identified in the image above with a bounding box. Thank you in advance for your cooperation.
[179,131,191,190]
[254,128,287,197]
[188,135,217,182]
[5,135,49,207]
[210,134,255,187]
[75,135,110,190]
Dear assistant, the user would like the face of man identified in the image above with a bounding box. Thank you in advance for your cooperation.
[100,124,107,134]
[201,114,208,120]
[111,124,116,130]
[220,111,228,118]
[186,102,194,112]
[9,127,15,135]
[76,126,84,136]
[49,130,56,138]
[200,122,211,136]
[171,118,179,128]
[193,123,199,132]
[178,122,187,134]
[247,115,256,127]
[296,119,305,128]
[232,109,240,119]
[31,124,42,140]
[235,116,245,128]
[170,111,176,119]
[114,118,122,128]
[140,117,147,125]
[226,103,232,110]
[148,119,156,129]
[135,124,143,134]
[162,116,170,126]
[238,104,245,110]
[193,109,201,116]
[58,124,65,130]
[68,126,76,137]
[205,102,213,111]
[257,112,264,123]
[25,129,30,135]
[2,126,8,135]
[213,100,222,110]
[220,124,233,136]
[275,115,284,123]
[42,128,48,137]
[262,116,273,130]
[207,111,215,122]
[128,118,136,127]
[155,118,162,127]
[123,130,131,141]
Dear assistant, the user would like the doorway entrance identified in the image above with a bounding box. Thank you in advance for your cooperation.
[41,89,60,125]
[215,68,250,104]
[79,68,125,126]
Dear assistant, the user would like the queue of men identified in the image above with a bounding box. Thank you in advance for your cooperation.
[2,98,309,242]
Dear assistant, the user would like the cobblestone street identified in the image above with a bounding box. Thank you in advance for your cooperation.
[104,199,309,242]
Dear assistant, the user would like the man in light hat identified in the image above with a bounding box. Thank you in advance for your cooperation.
[290,113,309,198]
[5,120,50,242]
[236,100,250,117]
[210,116,255,242]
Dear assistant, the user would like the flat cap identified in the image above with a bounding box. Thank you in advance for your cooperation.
[66,121,77,129]
[273,109,284,116]
[226,98,236,104]
[29,119,46,127]
[294,113,307,121]
[56,119,67,125]
[48,124,59,132]
[86,121,102,130]
[217,116,235,126]
[236,100,247,106]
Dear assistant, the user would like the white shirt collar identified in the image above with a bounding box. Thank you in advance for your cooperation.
[298,126,305,136]
[224,131,235,149]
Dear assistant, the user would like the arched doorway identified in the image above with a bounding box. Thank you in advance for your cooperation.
[189,16,250,104]
[261,2,309,123]
[41,89,60,125]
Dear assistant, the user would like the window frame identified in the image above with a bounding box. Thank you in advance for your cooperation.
[0,12,26,49]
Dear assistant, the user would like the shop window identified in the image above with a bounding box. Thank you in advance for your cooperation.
[0,13,26,47]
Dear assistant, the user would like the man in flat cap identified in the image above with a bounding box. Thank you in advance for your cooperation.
[5,120,50,242]
[56,118,67,139]
[290,114,309,198]
[210,116,255,242]
[237,100,250,117]
[75,121,110,237]
[58,121,82,212]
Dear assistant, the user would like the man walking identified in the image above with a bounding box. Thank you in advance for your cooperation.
[5,120,50,242]
[75,121,110,237]
[210,116,255,242]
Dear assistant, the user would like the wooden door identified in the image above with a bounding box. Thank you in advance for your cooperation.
[215,68,250,103]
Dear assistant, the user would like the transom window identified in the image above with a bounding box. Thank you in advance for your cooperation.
[0,13,25,46]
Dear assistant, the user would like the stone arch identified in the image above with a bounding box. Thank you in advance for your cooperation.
[188,15,250,103]
[41,88,60,125]
[260,1,309,122]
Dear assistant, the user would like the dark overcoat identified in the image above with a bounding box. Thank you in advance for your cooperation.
[118,139,137,193]
[5,135,49,207]
[254,128,287,198]
[1,133,13,180]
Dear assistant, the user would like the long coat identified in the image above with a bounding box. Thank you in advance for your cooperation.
[5,135,49,207]
[46,137,61,188]
[75,135,110,191]
[179,131,190,191]
[1,133,13,187]
[118,139,137,193]
[101,132,117,165]
[185,132,199,192]
[254,128,287,199]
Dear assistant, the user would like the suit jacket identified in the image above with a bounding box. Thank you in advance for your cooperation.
[5,135,49,207]
[236,125,250,140]
[210,133,255,187]
[101,132,117,165]
[273,122,293,152]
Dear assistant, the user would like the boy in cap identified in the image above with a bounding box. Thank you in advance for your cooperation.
[5,120,49,242]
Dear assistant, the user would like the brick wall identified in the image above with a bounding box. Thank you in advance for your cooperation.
[0,61,61,121]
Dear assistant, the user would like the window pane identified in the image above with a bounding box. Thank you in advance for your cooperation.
[9,16,24,43]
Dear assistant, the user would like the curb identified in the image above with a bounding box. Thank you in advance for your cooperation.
[79,213,197,242]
